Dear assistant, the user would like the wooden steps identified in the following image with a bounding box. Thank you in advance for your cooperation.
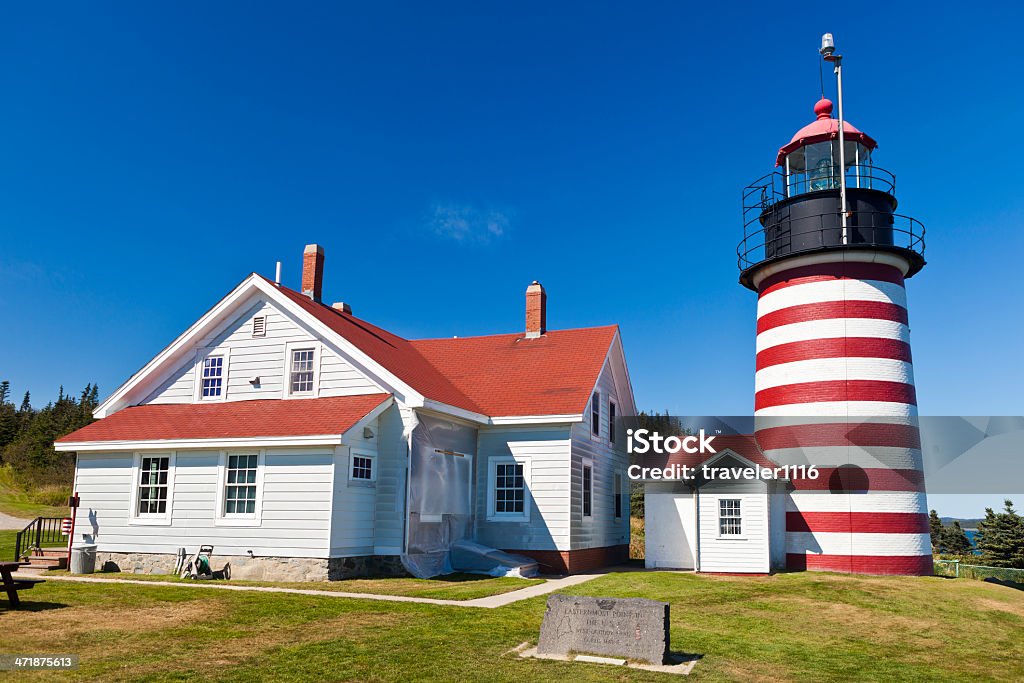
[18,548,68,574]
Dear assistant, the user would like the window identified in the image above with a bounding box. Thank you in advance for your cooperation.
[487,456,530,522]
[289,348,315,394]
[582,460,593,518]
[200,355,224,399]
[614,473,623,519]
[350,452,375,482]
[252,315,266,337]
[719,499,742,536]
[224,454,258,514]
[495,462,524,514]
[609,400,617,444]
[591,392,600,436]
[138,456,170,515]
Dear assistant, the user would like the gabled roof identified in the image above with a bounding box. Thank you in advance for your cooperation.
[411,328,618,417]
[58,394,391,444]
[267,277,621,418]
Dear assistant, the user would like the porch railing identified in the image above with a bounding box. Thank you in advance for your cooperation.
[13,517,66,561]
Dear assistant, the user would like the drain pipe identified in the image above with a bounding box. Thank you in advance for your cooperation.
[692,483,700,572]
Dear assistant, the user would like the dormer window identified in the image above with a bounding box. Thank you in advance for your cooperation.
[289,348,315,394]
[201,356,224,399]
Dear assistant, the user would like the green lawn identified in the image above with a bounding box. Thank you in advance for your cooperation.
[46,570,545,601]
[1,570,1021,681]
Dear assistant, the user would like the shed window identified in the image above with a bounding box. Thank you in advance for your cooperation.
[290,348,315,394]
[582,462,593,517]
[591,392,600,436]
[719,499,742,536]
[225,454,258,514]
[138,456,169,515]
[201,356,224,399]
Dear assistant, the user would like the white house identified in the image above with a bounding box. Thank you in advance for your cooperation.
[56,245,635,580]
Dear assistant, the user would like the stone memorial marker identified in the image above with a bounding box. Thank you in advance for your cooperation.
[537,594,670,665]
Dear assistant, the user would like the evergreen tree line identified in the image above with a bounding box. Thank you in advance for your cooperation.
[0,380,98,487]
[930,501,1024,569]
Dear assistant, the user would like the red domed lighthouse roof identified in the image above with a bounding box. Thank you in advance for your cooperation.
[775,98,877,167]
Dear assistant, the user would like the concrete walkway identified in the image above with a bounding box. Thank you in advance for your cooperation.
[20,571,604,609]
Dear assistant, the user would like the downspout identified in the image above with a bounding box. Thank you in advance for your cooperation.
[400,407,420,555]
[692,483,700,573]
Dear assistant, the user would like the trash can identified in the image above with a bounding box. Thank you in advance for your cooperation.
[70,544,97,574]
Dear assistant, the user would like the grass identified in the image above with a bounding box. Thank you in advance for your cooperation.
[47,570,545,601]
[2,570,1021,681]
[0,465,69,519]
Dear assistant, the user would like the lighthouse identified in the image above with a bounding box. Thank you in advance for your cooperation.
[739,40,932,575]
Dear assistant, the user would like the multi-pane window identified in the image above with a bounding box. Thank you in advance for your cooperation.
[225,454,258,514]
[719,499,742,536]
[138,456,169,515]
[582,463,593,517]
[614,473,623,519]
[290,348,315,394]
[591,392,600,436]
[201,356,224,399]
[609,400,617,443]
[351,454,374,481]
[494,462,525,514]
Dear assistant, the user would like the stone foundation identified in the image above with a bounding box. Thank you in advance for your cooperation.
[96,552,409,582]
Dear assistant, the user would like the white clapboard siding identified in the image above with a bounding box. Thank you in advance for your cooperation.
[569,358,631,551]
[330,418,379,556]
[372,405,407,553]
[697,476,771,573]
[475,426,572,551]
[73,448,337,558]
[142,296,382,404]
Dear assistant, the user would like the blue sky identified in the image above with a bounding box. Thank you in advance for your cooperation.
[2,3,1022,516]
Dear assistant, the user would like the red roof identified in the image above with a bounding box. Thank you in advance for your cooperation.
[775,98,877,167]
[57,394,391,443]
[268,277,619,417]
[411,327,618,416]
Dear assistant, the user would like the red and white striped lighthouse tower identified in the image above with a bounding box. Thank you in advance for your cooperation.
[740,41,932,575]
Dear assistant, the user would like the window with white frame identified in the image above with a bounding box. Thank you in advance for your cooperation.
[350,452,375,482]
[252,315,266,337]
[614,472,623,519]
[289,347,316,394]
[719,498,742,536]
[137,455,170,515]
[224,454,258,514]
[582,459,593,518]
[487,456,529,521]
[609,400,617,444]
[591,392,600,436]
[200,355,224,399]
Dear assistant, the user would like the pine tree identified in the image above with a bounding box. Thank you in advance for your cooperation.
[942,521,974,557]
[0,380,9,405]
[975,500,1024,568]
[929,509,945,553]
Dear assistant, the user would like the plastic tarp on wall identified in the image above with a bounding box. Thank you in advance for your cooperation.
[401,412,476,578]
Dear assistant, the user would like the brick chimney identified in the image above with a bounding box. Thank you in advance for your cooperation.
[525,281,546,338]
[302,244,324,302]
